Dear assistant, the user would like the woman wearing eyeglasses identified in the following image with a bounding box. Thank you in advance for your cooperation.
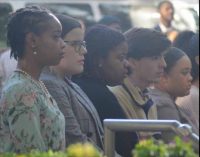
[40,14,104,150]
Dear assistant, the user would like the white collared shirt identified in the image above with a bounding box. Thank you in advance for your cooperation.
[159,22,175,34]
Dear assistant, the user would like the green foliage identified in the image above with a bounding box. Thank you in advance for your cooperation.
[133,137,199,157]
[0,143,103,157]
[0,138,198,157]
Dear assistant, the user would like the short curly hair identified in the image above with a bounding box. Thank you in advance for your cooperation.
[157,0,174,10]
[7,5,55,60]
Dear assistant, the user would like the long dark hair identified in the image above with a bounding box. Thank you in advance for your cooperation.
[82,24,126,78]
[164,47,186,74]
[55,14,81,38]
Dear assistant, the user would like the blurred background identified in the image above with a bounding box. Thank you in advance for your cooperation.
[0,0,199,51]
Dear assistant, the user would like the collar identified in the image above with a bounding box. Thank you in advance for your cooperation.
[123,78,150,106]
[159,22,174,34]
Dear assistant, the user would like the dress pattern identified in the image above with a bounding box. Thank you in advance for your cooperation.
[0,71,65,153]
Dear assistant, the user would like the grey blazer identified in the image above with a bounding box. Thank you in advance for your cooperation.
[40,70,104,150]
[148,88,189,142]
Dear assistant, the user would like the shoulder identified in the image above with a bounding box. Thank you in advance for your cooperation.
[148,88,174,108]
[2,74,34,95]
[1,75,39,109]
[109,85,129,102]
[109,85,123,94]
[40,70,59,82]
[41,72,67,90]
[75,78,104,96]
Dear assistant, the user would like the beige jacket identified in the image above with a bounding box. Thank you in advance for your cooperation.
[109,78,157,138]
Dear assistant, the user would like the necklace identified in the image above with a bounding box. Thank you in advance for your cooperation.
[15,69,53,102]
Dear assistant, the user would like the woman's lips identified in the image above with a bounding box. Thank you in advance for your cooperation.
[78,59,85,65]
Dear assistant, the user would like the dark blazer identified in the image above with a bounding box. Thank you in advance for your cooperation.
[74,77,139,157]
[40,70,104,150]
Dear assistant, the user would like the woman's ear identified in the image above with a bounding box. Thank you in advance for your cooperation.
[25,32,37,50]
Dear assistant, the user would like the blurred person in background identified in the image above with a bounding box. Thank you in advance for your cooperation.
[148,47,193,142]
[98,15,122,33]
[0,49,17,95]
[74,25,136,157]
[40,14,104,151]
[109,28,171,140]
[154,1,177,35]
[173,31,199,135]
[0,6,66,152]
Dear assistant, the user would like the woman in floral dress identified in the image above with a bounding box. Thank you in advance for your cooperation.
[0,6,66,153]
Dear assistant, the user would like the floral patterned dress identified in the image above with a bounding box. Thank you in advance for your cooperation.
[0,71,65,153]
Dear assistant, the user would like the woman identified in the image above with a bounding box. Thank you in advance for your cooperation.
[148,47,193,142]
[74,24,136,157]
[0,6,66,153]
[173,32,199,135]
[40,14,104,150]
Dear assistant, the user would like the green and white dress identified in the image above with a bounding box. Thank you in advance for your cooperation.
[0,71,65,153]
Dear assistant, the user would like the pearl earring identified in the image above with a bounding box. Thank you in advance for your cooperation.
[32,45,37,55]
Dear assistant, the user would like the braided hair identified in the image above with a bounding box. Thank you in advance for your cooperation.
[7,5,54,60]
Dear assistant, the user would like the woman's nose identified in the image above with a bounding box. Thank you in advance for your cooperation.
[60,39,66,49]
[188,73,193,82]
[124,59,130,68]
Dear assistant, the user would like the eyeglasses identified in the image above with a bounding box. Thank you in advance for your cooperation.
[64,40,86,53]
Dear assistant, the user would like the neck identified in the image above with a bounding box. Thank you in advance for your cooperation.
[160,18,171,28]
[50,66,67,79]
[154,83,176,101]
[17,59,42,80]
[128,74,149,91]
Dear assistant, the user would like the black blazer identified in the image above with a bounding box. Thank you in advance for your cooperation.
[74,77,139,157]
